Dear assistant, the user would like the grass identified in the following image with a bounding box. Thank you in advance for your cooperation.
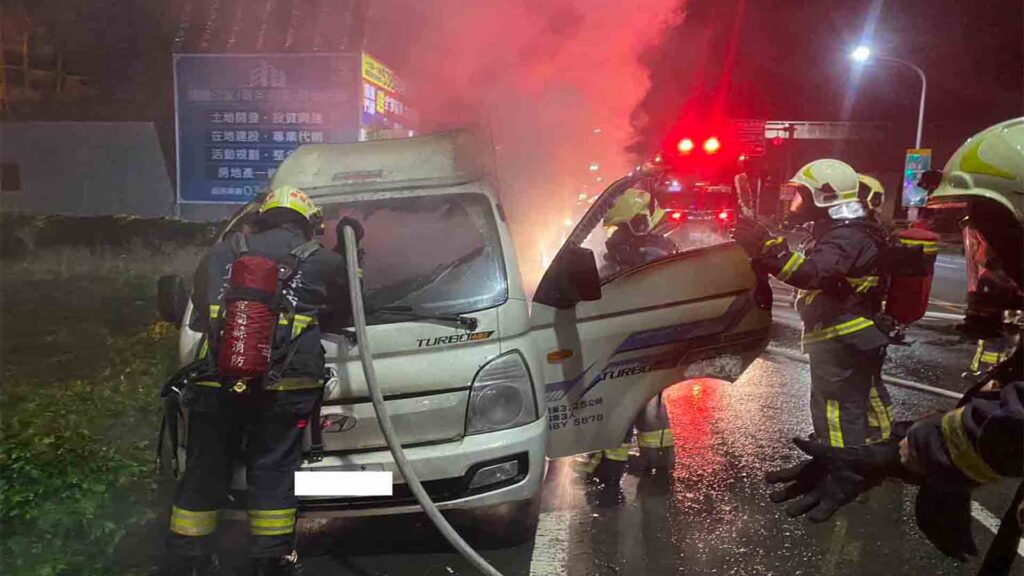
[0,251,195,575]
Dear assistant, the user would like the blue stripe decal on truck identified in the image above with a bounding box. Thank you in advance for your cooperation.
[544,293,756,401]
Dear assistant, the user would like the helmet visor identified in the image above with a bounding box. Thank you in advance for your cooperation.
[627,213,652,235]
[781,182,812,224]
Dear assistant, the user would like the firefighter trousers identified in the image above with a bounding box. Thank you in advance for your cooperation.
[808,342,891,447]
[584,392,675,482]
[167,383,321,558]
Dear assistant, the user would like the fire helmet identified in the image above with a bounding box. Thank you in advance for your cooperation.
[857,174,885,213]
[603,187,665,235]
[259,185,323,222]
[926,118,1024,348]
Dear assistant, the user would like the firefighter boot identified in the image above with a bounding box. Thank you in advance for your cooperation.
[164,554,220,576]
[253,551,304,576]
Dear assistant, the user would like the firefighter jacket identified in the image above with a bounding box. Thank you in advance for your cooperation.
[190,223,349,388]
[906,379,1024,488]
[755,218,890,350]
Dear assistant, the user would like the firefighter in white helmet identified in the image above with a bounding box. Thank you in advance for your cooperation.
[732,159,893,449]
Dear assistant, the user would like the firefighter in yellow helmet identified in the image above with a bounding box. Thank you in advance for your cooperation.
[601,187,676,270]
[767,118,1024,566]
[165,185,349,576]
[733,159,893,449]
[580,187,677,487]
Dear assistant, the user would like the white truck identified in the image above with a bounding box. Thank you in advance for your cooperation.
[158,130,770,542]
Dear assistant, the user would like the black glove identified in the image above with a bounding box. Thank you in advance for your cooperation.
[731,217,777,258]
[915,483,977,562]
[766,437,908,522]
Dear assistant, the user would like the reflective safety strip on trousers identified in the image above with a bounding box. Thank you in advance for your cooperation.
[763,237,786,251]
[802,317,875,346]
[248,508,297,536]
[170,506,220,537]
[263,377,322,391]
[941,408,1001,484]
[868,387,892,440]
[899,238,939,255]
[846,275,880,294]
[970,340,1005,372]
[776,252,807,282]
[603,443,632,462]
[825,400,844,447]
[637,429,675,449]
[194,381,221,388]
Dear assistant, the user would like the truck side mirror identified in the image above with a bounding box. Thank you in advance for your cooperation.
[534,245,601,309]
[157,275,189,326]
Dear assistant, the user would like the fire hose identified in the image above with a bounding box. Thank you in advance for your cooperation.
[341,225,504,576]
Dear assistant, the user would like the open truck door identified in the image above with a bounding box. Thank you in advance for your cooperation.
[531,170,772,458]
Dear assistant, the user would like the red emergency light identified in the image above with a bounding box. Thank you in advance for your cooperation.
[703,137,721,154]
[670,211,686,221]
[717,210,731,221]
[677,138,695,154]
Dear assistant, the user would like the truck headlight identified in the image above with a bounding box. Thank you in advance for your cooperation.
[466,351,538,435]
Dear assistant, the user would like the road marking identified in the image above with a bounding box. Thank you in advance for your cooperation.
[529,510,571,576]
[922,311,964,322]
[929,298,967,313]
[971,501,1024,557]
[935,261,963,269]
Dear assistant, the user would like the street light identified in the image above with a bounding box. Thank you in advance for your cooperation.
[851,45,871,63]
[850,45,927,149]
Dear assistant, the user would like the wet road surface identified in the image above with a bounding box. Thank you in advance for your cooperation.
[197,297,1023,576]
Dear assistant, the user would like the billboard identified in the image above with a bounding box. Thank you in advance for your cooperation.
[173,54,361,204]
[360,53,418,141]
[901,148,932,209]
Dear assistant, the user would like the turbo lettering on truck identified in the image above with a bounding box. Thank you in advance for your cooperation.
[416,331,494,349]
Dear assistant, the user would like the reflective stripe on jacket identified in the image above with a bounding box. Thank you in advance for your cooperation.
[757,219,888,349]
[907,379,1024,488]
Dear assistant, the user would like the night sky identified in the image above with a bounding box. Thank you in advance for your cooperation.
[631,0,1023,152]
[7,0,1022,149]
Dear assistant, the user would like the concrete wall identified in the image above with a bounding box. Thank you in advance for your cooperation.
[1,122,175,217]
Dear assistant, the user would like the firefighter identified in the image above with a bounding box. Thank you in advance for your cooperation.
[166,186,349,576]
[914,168,1011,380]
[766,118,1024,567]
[732,159,892,448]
[581,188,676,486]
[601,187,677,270]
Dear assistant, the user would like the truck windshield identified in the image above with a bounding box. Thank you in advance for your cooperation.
[320,192,508,325]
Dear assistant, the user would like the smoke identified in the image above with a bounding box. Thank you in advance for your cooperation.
[366,1,684,289]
